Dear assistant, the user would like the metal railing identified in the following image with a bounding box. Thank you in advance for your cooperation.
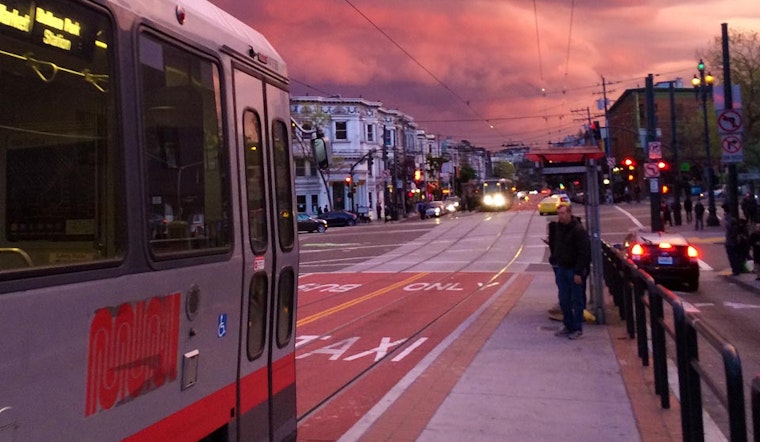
[601,241,759,442]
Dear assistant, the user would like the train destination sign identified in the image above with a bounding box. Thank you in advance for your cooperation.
[0,1,97,58]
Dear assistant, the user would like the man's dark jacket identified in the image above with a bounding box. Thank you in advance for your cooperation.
[549,217,591,277]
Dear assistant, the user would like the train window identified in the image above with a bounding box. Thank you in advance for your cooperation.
[243,110,267,254]
[0,1,122,274]
[246,272,267,360]
[276,267,295,347]
[139,34,230,257]
[272,120,294,251]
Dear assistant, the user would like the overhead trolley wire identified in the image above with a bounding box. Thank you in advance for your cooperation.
[342,0,497,133]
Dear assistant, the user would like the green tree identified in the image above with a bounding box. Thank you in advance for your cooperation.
[492,161,516,180]
[704,29,760,169]
[458,163,477,182]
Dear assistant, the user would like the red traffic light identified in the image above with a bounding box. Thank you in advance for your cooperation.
[657,160,668,170]
[623,158,635,167]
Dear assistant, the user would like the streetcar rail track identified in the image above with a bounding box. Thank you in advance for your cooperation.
[296,209,542,423]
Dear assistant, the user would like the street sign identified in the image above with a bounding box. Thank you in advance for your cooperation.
[644,162,660,178]
[647,141,662,159]
[717,109,743,134]
[721,134,743,163]
[607,157,615,168]
[738,172,760,180]
[649,178,659,193]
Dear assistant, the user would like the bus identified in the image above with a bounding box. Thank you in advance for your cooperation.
[480,178,514,211]
[0,1,297,440]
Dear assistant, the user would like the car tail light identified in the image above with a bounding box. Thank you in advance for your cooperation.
[687,245,699,260]
[658,242,672,249]
[630,244,644,259]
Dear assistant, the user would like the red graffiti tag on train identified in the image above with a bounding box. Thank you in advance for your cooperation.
[85,293,181,416]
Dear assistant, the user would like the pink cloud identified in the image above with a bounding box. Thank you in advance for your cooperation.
[208,0,760,149]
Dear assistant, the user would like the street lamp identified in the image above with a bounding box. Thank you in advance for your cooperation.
[692,59,719,226]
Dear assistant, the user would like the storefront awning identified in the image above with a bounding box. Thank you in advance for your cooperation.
[525,146,605,163]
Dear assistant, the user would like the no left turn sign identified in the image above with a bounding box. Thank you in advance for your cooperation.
[718,109,743,134]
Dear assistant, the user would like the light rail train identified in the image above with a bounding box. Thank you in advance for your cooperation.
[480,178,513,211]
[0,0,297,440]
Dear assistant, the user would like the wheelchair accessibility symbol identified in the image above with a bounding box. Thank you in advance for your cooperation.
[217,313,227,338]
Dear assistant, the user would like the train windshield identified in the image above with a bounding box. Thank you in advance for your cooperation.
[0,1,121,274]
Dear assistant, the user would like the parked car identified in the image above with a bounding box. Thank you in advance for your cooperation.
[297,213,328,233]
[537,195,570,216]
[425,201,446,218]
[620,229,700,291]
[318,210,358,227]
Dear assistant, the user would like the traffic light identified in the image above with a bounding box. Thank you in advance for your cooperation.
[589,121,601,140]
[623,157,636,169]
[657,160,669,171]
[627,174,635,181]
[662,184,670,194]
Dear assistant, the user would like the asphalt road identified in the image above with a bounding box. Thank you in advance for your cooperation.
[298,199,760,439]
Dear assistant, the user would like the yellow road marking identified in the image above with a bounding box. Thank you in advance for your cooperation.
[297,272,430,327]
[685,236,723,244]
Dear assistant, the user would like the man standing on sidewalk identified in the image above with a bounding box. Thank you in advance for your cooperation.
[552,205,591,340]
[694,198,705,230]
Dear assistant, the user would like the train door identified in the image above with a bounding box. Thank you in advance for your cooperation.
[232,67,298,441]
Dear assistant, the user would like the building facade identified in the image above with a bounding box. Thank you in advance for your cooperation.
[290,96,420,220]
[606,79,718,198]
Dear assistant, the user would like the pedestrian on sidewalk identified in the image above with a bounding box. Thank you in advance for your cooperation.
[684,197,693,223]
[724,203,745,276]
[694,198,705,230]
[749,223,760,280]
[551,205,590,340]
[661,200,672,228]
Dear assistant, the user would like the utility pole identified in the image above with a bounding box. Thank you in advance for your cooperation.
[570,107,596,144]
[600,77,614,158]
[646,74,663,232]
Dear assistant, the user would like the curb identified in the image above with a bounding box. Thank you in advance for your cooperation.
[719,273,760,296]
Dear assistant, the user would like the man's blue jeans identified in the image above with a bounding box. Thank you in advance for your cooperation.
[555,266,585,332]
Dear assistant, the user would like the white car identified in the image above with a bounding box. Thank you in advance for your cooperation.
[444,197,461,213]
[425,201,446,217]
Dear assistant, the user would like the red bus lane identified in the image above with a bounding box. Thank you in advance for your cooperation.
[295,271,529,440]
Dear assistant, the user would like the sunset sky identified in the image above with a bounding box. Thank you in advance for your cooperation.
[209,0,760,151]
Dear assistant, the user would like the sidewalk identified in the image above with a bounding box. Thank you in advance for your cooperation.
[414,273,642,441]
[348,267,683,441]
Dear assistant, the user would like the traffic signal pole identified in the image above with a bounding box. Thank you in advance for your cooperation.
[669,82,682,226]
[723,23,739,221]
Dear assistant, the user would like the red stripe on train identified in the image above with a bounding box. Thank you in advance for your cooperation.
[239,354,295,413]
[123,354,295,441]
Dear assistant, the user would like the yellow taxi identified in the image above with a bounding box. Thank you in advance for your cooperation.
[537,194,570,216]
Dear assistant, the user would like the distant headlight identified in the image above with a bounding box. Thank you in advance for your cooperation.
[484,194,506,207]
